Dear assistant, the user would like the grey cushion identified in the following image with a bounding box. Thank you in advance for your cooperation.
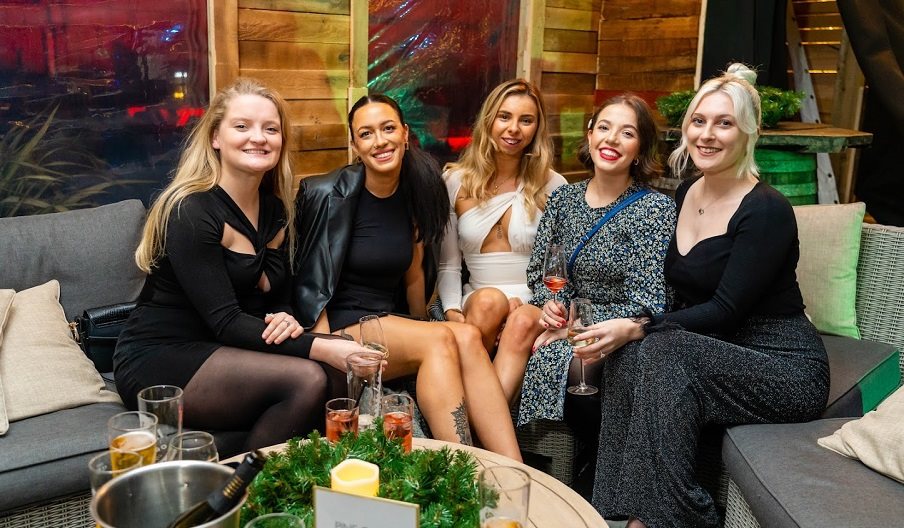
[0,402,126,509]
[0,200,147,320]
[822,335,900,418]
[724,419,904,528]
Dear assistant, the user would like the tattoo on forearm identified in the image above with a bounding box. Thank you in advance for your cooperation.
[452,401,473,445]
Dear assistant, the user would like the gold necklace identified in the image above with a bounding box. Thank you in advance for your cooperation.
[491,175,515,195]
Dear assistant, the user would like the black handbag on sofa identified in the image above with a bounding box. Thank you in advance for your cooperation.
[69,302,136,373]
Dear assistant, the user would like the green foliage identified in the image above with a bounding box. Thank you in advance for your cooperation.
[241,422,481,528]
[656,87,805,128]
[0,105,129,217]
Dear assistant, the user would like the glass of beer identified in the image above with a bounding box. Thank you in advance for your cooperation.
[346,351,383,430]
[107,411,158,468]
[479,466,531,528]
[381,393,414,453]
[359,315,389,359]
[88,450,143,494]
[137,384,183,461]
[325,397,359,442]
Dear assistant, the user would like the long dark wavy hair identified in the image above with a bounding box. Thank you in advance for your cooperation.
[578,93,663,184]
[348,94,449,247]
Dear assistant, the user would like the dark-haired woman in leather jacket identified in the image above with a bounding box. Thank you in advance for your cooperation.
[293,94,521,460]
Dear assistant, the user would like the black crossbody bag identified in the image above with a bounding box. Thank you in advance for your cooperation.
[69,302,136,373]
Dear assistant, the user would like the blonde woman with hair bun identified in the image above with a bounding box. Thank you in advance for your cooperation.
[571,65,829,528]
[438,79,566,392]
[116,78,370,451]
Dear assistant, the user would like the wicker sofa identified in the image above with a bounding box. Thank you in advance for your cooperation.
[517,219,904,526]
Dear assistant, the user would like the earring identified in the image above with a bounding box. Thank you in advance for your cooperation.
[633,158,640,166]
[405,141,410,150]
[354,155,362,164]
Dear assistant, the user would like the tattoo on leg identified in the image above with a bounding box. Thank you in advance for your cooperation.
[452,401,473,445]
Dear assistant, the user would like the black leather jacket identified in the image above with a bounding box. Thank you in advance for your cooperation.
[292,164,438,329]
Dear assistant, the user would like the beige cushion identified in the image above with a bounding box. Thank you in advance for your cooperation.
[793,203,865,339]
[0,280,120,435]
[0,290,14,434]
[818,385,904,484]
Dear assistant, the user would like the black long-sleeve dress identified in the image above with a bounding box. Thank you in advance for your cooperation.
[591,177,829,528]
[114,187,314,409]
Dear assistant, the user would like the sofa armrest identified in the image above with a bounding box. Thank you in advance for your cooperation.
[856,223,904,379]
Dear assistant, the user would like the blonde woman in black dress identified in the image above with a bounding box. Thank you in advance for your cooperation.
[573,64,829,528]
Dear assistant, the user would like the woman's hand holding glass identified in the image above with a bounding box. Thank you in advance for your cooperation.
[538,299,567,329]
[262,312,303,344]
[309,337,373,372]
[569,317,648,363]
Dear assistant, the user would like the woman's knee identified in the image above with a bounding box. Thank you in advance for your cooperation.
[271,358,329,397]
[427,325,461,363]
[466,288,509,321]
[505,306,541,340]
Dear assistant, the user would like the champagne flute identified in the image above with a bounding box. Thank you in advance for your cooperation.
[566,298,599,396]
[359,314,388,358]
[542,243,567,303]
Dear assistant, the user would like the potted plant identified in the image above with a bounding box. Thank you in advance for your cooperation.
[655,86,805,128]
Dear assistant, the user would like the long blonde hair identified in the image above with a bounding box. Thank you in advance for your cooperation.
[444,79,554,219]
[668,63,761,180]
[135,78,295,272]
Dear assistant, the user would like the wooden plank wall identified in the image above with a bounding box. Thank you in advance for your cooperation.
[221,0,353,182]
[540,0,601,178]
[596,0,701,99]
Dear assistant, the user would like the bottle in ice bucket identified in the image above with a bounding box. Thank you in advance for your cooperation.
[165,450,267,528]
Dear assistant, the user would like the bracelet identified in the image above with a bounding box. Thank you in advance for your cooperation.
[446,308,463,315]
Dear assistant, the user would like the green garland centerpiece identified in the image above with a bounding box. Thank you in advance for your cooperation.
[241,419,481,528]
[656,86,805,128]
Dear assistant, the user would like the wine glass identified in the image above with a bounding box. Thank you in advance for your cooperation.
[165,431,219,462]
[566,298,599,396]
[542,243,567,303]
[359,314,388,358]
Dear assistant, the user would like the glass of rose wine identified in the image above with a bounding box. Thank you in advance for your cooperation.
[566,298,599,396]
[325,398,359,442]
[381,393,414,453]
[542,243,567,303]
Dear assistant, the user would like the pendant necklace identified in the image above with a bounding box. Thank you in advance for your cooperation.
[490,175,514,238]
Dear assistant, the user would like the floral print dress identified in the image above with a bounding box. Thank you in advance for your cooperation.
[516,179,676,426]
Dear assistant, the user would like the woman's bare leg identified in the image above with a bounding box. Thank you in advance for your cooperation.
[493,303,544,403]
[441,321,522,462]
[341,316,472,445]
[462,287,510,352]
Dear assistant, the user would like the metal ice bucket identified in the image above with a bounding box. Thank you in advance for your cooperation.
[91,460,244,528]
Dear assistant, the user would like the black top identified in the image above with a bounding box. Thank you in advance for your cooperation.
[655,177,805,334]
[114,187,313,406]
[326,188,413,330]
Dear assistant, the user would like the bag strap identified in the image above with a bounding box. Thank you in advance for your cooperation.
[567,188,651,276]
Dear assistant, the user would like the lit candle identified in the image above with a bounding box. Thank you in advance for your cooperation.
[330,458,379,497]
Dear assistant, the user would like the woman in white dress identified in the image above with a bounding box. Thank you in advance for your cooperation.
[438,79,566,402]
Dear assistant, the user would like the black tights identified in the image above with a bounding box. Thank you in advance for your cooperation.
[182,347,336,450]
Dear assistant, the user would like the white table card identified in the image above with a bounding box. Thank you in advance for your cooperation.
[313,486,419,528]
